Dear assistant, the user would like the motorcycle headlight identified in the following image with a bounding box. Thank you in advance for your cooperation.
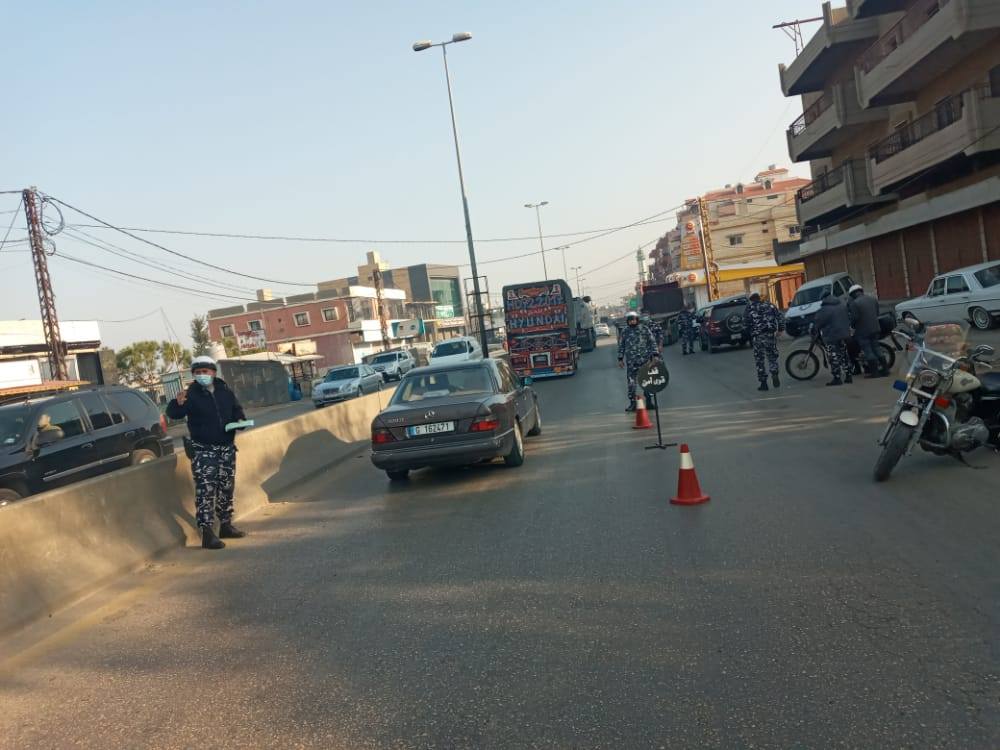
[918,369,940,389]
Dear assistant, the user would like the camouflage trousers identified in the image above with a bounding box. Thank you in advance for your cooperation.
[191,442,237,530]
[825,339,850,380]
[626,363,645,401]
[751,334,780,382]
[681,329,698,354]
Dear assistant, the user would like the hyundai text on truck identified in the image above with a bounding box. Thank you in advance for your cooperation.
[503,280,580,379]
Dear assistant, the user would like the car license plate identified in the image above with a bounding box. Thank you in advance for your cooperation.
[730,334,741,341]
[406,421,455,437]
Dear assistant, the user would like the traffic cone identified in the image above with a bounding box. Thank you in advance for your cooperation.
[670,444,710,505]
[633,395,653,430]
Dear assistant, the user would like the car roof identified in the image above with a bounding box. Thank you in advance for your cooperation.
[936,261,999,276]
[708,294,749,307]
[798,272,851,289]
[405,359,494,377]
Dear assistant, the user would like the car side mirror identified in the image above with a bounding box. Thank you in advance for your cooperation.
[35,427,65,448]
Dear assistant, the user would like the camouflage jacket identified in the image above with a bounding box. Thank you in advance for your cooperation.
[744,300,784,337]
[617,324,658,365]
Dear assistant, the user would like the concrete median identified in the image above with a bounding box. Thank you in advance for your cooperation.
[0,388,393,637]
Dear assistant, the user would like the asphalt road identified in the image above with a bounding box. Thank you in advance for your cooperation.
[2,338,999,749]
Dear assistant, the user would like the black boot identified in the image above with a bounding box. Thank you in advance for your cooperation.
[758,382,769,392]
[771,373,780,388]
[202,527,225,550]
[625,400,636,413]
[219,521,246,539]
[826,377,843,387]
[845,372,854,384]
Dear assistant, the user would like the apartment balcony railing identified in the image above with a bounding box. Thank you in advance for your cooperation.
[869,91,963,164]
[796,159,895,228]
[786,78,891,162]
[798,167,846,204]
[858,0,950,74]
[789,93,834,136]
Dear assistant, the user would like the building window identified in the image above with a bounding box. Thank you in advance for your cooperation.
[293,312,310,327]
[248,319,263,332]
[746,198,753,203]
[430,277,463,315]
[220,324,235,338]
[727,234,745,246]
[322,307,339,322]
[788,224,801,236]
[387,300,405,319]
[767,194,779,200]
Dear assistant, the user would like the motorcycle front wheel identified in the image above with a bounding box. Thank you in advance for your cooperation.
[873,423,914,482]
[877,341,896,371]
[785,349,819,381]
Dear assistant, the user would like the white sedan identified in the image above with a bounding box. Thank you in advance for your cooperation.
[895,261,1000,330]
[594,323,611,337]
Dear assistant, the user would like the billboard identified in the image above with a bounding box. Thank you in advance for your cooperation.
[237,330,266,352]
[393,319,425,338]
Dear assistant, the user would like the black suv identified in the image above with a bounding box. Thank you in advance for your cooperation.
[0,386,174,503]
[697,295,751,353]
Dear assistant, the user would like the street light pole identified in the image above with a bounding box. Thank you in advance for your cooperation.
[571,265,584,297]
[413,32,490,358]
[524,201,549,280]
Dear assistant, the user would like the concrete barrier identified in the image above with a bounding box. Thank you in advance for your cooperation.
[0,388,392,637]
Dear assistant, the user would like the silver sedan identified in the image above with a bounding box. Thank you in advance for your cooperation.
[896,261,1000,330]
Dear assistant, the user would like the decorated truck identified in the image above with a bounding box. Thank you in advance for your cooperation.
[502,279,579,379]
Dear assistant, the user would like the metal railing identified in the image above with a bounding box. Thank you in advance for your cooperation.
[789,92,835,136]
[869,90,965,163]
[797,164,847,203]
[858,0,951,74]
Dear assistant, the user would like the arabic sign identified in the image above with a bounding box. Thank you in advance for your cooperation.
[637,360,669,394]
[237,330,266,352]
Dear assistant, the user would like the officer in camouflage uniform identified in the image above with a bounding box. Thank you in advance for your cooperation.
[641,312,664,354]
[744,291,784,391]
[677,302,698,355]
[166,356,248,550]
[617,311,660,411]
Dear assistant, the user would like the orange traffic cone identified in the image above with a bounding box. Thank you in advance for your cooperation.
[633,395,653,430]
[670,444,710,505]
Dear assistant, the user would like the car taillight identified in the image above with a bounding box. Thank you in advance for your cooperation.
[470,417,500,432]
[159,414,168,433]
[372,427,395,444]
[707,321,721,332]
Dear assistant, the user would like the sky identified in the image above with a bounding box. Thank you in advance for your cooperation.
[0,0,817,349]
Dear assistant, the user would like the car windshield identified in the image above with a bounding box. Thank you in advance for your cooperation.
[791,284,831,306]
[326,367,359,381]
[0,404,31,446]
[974,264,1000,289]
[433,341,468,357]
[394,368,493,403]
[371,353,399,364]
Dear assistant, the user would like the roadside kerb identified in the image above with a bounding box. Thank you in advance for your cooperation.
[0,387,393,637]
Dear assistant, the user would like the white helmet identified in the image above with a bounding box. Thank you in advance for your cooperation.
[848,284,863,295]
[190,355,218,371]
[625,311,639,320]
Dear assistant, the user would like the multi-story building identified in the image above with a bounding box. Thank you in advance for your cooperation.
[318,251,467,340]
[776,0,1000,302]
[206,285,409,368]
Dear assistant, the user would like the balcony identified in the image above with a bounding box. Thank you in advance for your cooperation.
[848,0,906,18]
[796,159,894,227]
[786,79,891,162]
[779,3,882,96]
[868,86,1000,192]
[856,0,1000,107]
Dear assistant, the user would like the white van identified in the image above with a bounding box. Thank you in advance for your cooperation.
[429,336,484,366]
[784,272,855,338]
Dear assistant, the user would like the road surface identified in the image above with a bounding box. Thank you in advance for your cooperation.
[2,339,998,748]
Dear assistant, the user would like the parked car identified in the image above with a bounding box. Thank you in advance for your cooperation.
[312,364,382,408]
[0,385,174,503]
[368,350,415,381]
[784,272,856,338]
[594,323,611,338]
[895,261,1000,330]
[697,295,751,353]
[429,336,484,366]
[370,358,542,481]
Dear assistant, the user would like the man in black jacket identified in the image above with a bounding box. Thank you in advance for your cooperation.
[166,356,247,549]
[813,292,854,387]
[848,284,887,378]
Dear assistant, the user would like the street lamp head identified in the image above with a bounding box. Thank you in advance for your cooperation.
[452,32,473,43]
[540,201,549,207]
[412,40,433,52]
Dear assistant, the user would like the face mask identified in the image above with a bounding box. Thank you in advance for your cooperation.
[194,373,214,387]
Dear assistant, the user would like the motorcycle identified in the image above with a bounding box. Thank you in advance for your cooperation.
[873,315,1000,482]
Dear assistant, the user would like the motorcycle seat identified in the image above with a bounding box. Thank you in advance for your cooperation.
[979,372,1000,394]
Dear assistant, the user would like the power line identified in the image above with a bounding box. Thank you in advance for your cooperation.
[46,195,318,287]
[67,216,673,246]
[0,198,23,253]
[98,308,164,323]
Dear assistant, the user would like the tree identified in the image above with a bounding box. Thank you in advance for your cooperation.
[190,315,210,356]
[115,341,161,387]
[222,337,240,357]
[159,341,192,373]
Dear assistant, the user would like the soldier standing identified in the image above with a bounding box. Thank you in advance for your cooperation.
[813,291,854,386]
[677,302,698,356]
[617,311,659,411]
[745,291,784,391]
[641,311,664,354]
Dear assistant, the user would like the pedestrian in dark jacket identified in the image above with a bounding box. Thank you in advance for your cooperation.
[847,284,887,378]
[813,293,853,386]
[166,356,248,549]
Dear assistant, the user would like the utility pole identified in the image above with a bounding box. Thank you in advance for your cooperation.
[23,187,68,380]
[697,196,720,302]
[636,247,646,288]
[371,267,392,352]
